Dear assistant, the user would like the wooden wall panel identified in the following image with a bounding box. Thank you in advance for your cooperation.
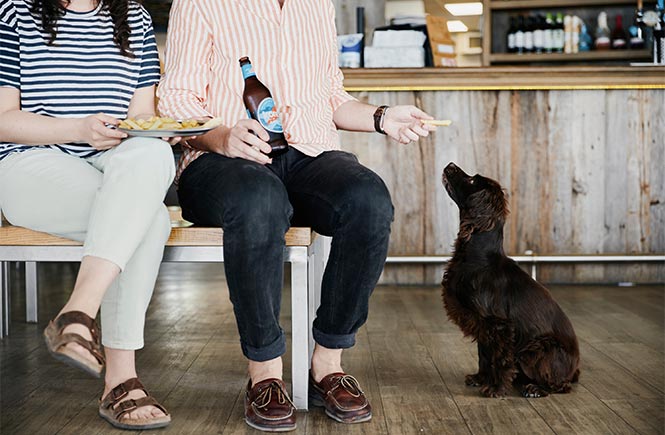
[339,89,665,284]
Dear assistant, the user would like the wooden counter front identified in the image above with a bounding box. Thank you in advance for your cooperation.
[341,66,665,91]
[336,71,664,285]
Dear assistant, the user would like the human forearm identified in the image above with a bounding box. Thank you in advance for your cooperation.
[0,110,83,145]
[333,100,437,145]
[332,100,377,132]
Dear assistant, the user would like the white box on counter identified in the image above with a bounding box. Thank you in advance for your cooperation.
[364,46,425,68]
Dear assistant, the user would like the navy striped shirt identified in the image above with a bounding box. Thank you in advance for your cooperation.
[0,0,161,160]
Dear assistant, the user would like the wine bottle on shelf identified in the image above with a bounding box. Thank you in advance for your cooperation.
[572,16,581,53]
[595,11,611,50]
[564,15,573,53]
[630,0,646,49]
[515,15,525,54]
[507,16,517,53]
[544,13,554,53]
[653,0,665,64]
[533,15,545,54]
[553,13,565,53]
[524,16,534,53]
[611,14,628,49]
[579,21,593,52]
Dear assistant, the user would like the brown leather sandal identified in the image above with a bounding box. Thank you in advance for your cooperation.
[43,311,105,378]
[99,378,171,430]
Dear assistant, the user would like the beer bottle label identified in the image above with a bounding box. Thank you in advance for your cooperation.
[241,63,257,79]
[256,98,283,133]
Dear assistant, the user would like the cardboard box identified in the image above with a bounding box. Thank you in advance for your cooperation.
[426,15,456,67]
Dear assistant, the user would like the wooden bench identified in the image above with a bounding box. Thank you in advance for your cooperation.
[0,208,329,410]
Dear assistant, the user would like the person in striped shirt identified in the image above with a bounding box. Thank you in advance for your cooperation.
[158,0,437,431]
[0,0,175,430]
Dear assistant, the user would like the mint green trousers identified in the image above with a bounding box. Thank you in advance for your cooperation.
[0,138,175,349]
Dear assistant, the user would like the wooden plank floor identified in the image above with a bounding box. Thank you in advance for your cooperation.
[1,263,663,434]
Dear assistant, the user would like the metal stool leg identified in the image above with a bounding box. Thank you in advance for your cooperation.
[26,262,38,323]
[1,261,9,336]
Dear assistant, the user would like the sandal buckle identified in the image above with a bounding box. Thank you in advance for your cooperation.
[111,383,128,401]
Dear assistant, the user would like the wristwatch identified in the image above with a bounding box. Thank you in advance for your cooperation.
[373,105,389,135]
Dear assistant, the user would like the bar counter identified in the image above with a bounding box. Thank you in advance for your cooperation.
[342,66,665,91]
[338,66,665,285]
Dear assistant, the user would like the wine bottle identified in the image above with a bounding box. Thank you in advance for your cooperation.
[611,14,628,49]
[579,21,593,52]
[595,12,611,50]
[515,15,525,54]
[630,0,646,49]
[533,15,545,54]
[544,13,554,53]
[653,0,665,64]
[507,16,517,53]
[564,15,573,53]
[572,16,581,53]
[524,16,534,53]
[553,13,565,53]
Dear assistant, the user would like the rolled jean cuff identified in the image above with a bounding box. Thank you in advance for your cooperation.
[241,329,287,362]
[313,327,356,349]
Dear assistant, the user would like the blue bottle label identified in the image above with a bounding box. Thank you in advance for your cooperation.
[241,63,256,79]
[256,98,283,133]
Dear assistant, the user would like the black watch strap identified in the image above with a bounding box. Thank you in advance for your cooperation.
[373,105,389,135]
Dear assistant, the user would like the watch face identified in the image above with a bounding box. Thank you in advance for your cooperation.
[644,10,660,26]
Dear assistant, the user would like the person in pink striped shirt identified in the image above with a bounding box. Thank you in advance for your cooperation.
[158,1,436,431]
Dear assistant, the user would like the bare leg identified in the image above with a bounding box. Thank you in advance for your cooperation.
[102,348,166,420]
[249,356,283,386]
[311,343,343,382]
[57,256,119,367]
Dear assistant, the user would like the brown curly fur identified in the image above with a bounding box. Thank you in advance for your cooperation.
[441,162,580,398]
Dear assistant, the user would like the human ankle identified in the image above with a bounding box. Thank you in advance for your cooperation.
[248,357,283,387]
[311,345,343,382]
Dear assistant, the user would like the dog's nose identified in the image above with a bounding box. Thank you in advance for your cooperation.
[444,162,459,175]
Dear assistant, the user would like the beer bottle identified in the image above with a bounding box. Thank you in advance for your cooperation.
[239,57,289,158]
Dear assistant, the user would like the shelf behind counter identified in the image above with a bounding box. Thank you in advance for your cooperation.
[341,66,665,91]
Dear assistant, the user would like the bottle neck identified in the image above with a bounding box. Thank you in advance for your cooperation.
[241,62,256,80]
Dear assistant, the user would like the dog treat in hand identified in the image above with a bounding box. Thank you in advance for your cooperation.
[422,119,452,127]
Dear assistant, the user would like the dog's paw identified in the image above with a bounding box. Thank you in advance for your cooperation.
[465,373,484,387]
[480,385,507,398]
[521,384,549,398]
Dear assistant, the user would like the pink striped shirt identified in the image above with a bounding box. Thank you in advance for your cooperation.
[157,0,356,179]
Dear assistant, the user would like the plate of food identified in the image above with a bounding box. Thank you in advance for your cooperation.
[117,117,224,138]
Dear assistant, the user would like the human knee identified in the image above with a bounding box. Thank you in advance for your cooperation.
[153,205,172,242]
[340,175,394,232]
[112,138,176,186]
[223,173,292,232]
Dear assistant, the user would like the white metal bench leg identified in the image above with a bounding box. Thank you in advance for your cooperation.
[25,262,38,323]
[1,261,9,337]
[290,246,309,410]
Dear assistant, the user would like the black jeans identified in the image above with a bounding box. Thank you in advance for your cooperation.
[178,148,394,361]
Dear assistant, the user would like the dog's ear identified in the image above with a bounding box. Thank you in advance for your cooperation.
[458,188,509,240]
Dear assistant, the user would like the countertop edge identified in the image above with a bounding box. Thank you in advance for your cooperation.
[342,67,665,91]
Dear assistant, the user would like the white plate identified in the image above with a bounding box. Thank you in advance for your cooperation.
[118,125,216,138]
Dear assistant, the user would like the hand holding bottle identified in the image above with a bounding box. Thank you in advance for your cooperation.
[214,119,273,165]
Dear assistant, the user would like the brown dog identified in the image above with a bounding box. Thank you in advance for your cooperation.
[441,162,580,398]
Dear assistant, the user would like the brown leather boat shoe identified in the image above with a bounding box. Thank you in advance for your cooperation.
[309,372,372,424]
[244,378,296,432]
